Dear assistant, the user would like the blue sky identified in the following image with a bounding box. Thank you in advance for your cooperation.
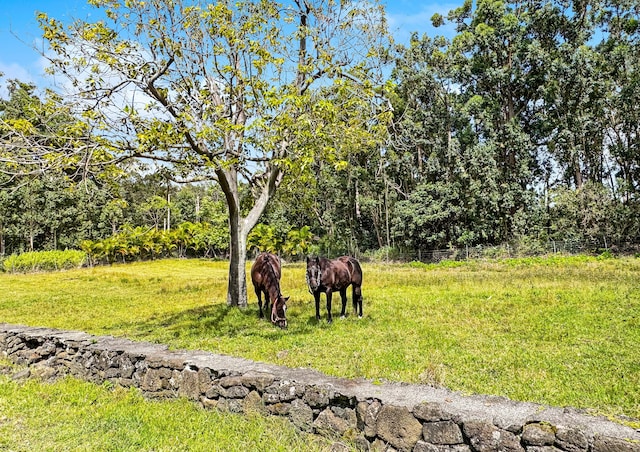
[0,0,458,96]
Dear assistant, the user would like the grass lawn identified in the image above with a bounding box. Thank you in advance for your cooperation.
[1,255,639,426]
[0,361,337,451]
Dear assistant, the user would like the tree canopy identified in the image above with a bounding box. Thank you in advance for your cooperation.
[29,0,392,306]
[2,0,640,277]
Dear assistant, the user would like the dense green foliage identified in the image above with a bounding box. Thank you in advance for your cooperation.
[1,249,86,273]
[0,362,337,451]
[386,0,640,251]
[2,0,639,259]
[1,257,638,425]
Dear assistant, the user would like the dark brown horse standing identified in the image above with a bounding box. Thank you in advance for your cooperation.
[250,252,288,328]
[306,255,363,323]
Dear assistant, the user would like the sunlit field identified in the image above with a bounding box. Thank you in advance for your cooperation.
[0,360,337,451]
[1,255,639,425]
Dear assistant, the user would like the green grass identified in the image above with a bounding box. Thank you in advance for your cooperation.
[1,256,639,427]
[0,361,337,451]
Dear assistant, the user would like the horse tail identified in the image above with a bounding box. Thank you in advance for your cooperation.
[343,256,363,317]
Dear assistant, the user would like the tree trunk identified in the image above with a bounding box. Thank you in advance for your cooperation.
[217,164,281,308]
[227,211,249,308]
[217,167,245,307]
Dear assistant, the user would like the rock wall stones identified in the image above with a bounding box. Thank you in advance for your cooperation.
[1,323,638,452]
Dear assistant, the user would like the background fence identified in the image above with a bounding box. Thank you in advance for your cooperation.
[353,239,640,264]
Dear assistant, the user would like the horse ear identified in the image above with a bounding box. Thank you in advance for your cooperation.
[283,296,290,302]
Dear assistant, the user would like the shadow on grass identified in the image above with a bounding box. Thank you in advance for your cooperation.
[110,301,334,346]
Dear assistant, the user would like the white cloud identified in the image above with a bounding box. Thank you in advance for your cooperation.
[0,61,33,82]
[0,37,53,98]
[0,61,35,98]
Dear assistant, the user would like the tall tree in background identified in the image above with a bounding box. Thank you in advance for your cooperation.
[0,79,113,253]
[388,0,637,248]
[538,0,609,190]
[444,0,545,239]
[597,0,640,216]
[37,0,390,307]
[389,0,548,248]
[389,32,475,248]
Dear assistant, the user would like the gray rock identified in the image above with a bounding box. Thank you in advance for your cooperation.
[289,399,314,432]
[376,405,423,452]
[305,386,332,409]
[358,400,383,438]
[141,367,172,392]
[266,402,291,416]
[220,385,250,399]
[241,371,275,392]
[314,407,352,438]
[522,423,556,446]
[554,426,588,452]
[462,421,524,452]
[243,390,265,415]
[592,436,640,452]
[413,402,454,422]
[413,442,471,452]
[422,421,464,445]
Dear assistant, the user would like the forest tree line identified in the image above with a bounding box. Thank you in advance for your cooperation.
[1,0,639,261]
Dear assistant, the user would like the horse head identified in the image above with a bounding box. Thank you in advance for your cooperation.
[271,295,289,329]
[306,256,322,293]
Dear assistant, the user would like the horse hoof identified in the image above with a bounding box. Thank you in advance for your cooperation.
[340,315,346,320]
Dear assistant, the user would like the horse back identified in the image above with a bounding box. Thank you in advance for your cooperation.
[251,252,281,288]
[338,256,363,286]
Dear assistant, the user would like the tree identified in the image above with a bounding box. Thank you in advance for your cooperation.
[0,79,117,253]
[0,79,108,183]
[388,32,476,249]
[37,0,390,307]
[539,2,609,190]
[283,225,314,258]
[443,0,546,239]
[597,1,640,208]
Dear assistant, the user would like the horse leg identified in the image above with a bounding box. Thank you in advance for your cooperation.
[256,289,264,319]
[314,291,322,322]
[263,290,270,320]
[326,291,333,323]
[353,284,363,318]
[339,288,348,319]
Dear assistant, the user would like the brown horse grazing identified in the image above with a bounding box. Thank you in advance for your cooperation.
[250,252,288,328]
[306,255,363,323]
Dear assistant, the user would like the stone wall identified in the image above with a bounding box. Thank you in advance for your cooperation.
[1,323,638,452]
